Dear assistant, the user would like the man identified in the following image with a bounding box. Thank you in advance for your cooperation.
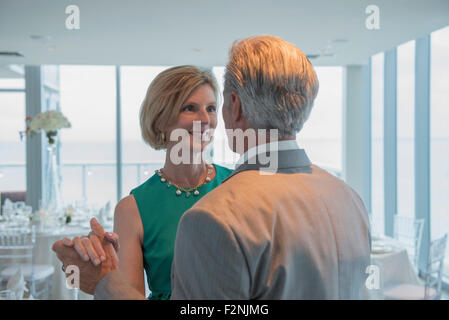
[53,35,371,299]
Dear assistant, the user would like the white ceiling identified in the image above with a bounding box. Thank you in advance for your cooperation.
[0,0,448,71]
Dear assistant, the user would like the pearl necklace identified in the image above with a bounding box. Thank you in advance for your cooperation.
[156,164,214,197]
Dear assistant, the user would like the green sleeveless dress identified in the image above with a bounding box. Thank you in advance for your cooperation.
[130,164,233,300]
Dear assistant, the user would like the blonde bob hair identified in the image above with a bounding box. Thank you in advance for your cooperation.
[140,65,218,150]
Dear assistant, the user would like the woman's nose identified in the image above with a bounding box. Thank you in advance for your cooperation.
[196,108,210,124]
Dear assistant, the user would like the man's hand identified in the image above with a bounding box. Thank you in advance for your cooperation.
[52,239,118,295]
[52,218,119,295]
[61,218,120,266]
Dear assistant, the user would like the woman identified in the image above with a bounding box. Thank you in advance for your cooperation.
[67,66,232,299]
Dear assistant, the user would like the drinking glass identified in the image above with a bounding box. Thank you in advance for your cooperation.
[16,205,33,225]
[22,205,33,218]
[1,205,13,222]
[13,201,26,213]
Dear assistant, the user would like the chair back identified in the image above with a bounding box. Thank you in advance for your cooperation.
[0,226,36,290]
[393,216,424,268]
[424,234,448,300]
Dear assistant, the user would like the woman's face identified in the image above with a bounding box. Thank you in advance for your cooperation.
[165,84,217,152]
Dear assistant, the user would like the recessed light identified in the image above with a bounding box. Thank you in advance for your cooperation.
[332,39,348,44]
[30,35,52,41]
[192,48,201,53]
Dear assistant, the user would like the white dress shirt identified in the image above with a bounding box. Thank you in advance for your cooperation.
[236,139,300,168]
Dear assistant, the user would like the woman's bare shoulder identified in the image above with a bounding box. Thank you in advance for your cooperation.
[115,194,139,214]
[114,195,143,240]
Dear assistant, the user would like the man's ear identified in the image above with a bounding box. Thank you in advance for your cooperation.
[229,92,243,123]
[229,92,251,130]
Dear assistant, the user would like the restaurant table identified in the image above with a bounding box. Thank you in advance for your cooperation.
[363,235,422,299]
[0,219,111,300]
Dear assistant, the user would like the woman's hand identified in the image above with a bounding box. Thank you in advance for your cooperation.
[62,218,120,266]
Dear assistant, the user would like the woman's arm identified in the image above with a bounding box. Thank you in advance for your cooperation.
[113,194,146,296]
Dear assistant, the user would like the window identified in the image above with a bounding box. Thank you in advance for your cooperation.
[430,25,449,278]
[59,66,117,207]
[211,67,235,168]
[371,53,385,235]
[0,88,26,192]
[212,66,343,174]
[120,66,168,196]
[0,78,25,89]
[297,67,343,175]
[397,41,415,218]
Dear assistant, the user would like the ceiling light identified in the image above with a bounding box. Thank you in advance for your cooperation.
[30,35,52,41]
[332,39,348,44]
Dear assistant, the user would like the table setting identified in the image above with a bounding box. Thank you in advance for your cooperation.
[371,237,396,255]
[0,198,114,299]
[363,234,422,299]
[0,111,118,299]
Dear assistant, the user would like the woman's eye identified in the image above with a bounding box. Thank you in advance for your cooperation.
[207,106,217,112]
[182,105,194,112]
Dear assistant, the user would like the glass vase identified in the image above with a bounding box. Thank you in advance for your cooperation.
[42,142,64,225]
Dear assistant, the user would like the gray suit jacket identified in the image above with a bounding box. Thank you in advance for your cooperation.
[95,148,371,300]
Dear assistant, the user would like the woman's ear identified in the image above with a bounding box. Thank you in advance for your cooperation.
[155,119,168,137]
[153,110,168,134]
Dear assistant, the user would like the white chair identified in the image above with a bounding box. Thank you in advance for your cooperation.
[0,226,54,299]
[384,233,448,300]
[368,214,384,238]
[393,216,424,269]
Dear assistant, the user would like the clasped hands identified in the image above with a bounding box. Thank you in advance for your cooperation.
[52,218,120,295]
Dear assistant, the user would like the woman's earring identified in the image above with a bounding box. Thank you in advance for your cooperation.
[161,132,165,142]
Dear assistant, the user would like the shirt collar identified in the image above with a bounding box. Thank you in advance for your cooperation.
[235,139,300,168]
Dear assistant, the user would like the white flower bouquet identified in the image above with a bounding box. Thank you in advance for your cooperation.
[23,110,71,144]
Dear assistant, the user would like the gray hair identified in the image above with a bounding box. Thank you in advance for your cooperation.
[224,35,319,137]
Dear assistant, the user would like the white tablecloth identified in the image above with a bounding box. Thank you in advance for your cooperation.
[364,236,421,299]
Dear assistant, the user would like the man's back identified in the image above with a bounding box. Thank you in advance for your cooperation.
[171,159,371,299]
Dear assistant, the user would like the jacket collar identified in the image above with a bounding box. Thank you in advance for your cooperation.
[223,147,312,183]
